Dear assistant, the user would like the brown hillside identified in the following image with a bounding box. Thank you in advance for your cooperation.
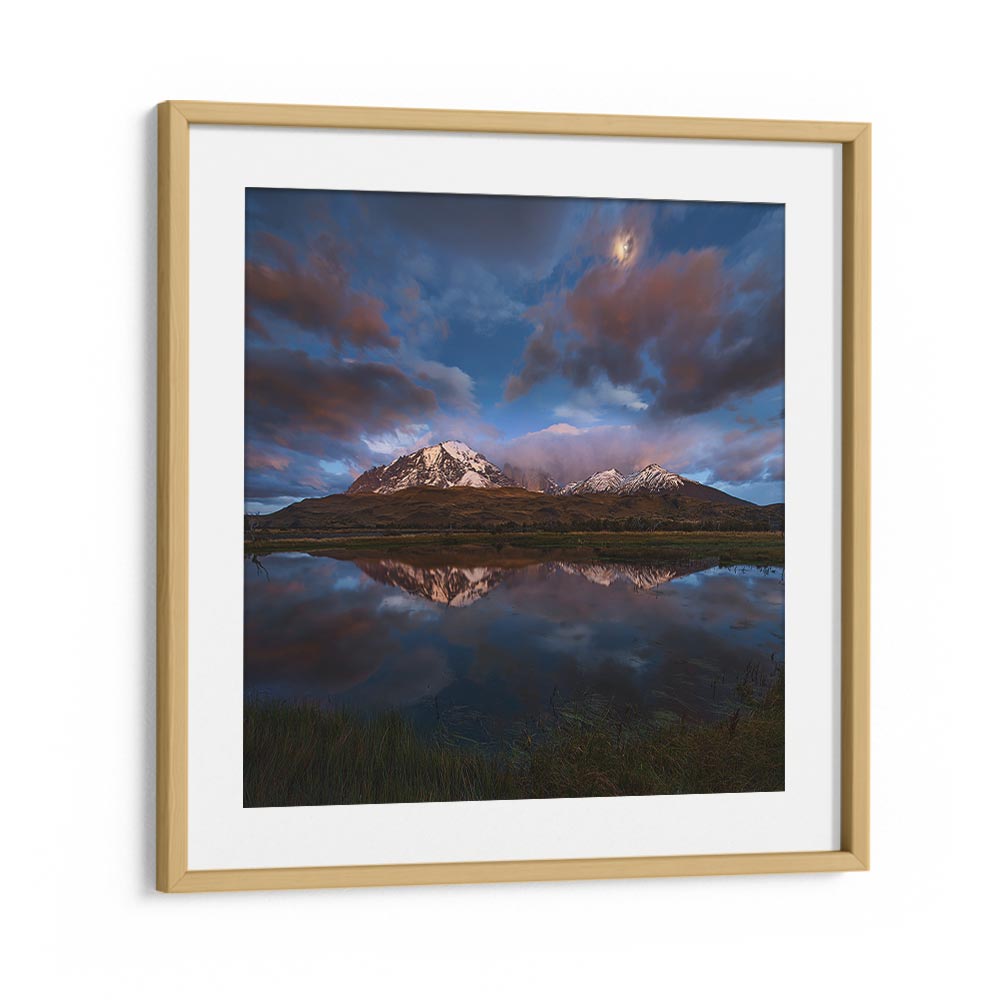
[257,486,783,534]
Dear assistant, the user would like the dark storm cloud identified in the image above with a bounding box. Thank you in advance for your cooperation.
[246,347,438,456]
[245,232,396,349]
[505,244,784,417]
[365,191,573,274]
[244,445,347,503]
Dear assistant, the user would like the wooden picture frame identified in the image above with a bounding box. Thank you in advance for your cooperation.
[157,101,870,892]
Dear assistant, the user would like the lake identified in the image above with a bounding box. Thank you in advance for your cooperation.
[244,549,784,747]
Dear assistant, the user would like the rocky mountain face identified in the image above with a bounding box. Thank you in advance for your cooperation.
[346,441,517,494]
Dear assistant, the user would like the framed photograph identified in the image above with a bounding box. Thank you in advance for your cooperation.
[157,102,869,892]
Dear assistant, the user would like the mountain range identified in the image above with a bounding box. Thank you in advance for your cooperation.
[345,440,750,505]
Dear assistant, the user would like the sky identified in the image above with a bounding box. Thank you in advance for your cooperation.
[245,188,785,513]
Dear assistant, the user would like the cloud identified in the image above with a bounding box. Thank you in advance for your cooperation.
[504,235,784,417]
[491,416,783,491]
[361,424,433,456]
[245,447,346,506]
[523,422,585,437]
[394,259,527,341]
[698,428,784,484]
[366,191,573,276]
[245,232,396,349]
[245,347,438,458]
[412,359,479,413]
[553,377,648,423]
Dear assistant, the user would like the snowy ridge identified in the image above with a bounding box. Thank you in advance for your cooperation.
[346,441,518,494]
[559,468,625,495]
[560,463,687,496]
[621,464,686,495]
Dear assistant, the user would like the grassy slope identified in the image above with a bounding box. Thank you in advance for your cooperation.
[253,486,784,534]
[244,673,784,807]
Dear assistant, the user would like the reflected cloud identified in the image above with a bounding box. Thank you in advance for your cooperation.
[244,551,784,735]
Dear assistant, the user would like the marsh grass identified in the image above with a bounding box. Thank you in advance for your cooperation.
[247,529,785,568]
[244,669,784,807]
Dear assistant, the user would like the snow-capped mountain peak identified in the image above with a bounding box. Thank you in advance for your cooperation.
[440,440,478,462]
[346,441,518,494]
[559,468,625,495]
[559,462,688,496]
[620,463,685,494]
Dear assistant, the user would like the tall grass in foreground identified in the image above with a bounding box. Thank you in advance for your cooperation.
[244,672,784,807]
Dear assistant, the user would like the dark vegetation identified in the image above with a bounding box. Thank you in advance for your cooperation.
[248,530,783,568]
[244,668,784,806]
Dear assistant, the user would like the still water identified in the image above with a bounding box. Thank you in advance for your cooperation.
[245,551,784,741]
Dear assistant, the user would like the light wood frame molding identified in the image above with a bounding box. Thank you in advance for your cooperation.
[157,101,870,893]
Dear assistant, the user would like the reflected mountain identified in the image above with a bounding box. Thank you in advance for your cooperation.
[555,560,715,590]
[349,555,716,606]
[354,559,511,607]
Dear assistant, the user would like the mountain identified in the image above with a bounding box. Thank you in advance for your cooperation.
[560,463,751,505]
[347,441,518,494]
[560,468,625,494]
[620,464,685,494]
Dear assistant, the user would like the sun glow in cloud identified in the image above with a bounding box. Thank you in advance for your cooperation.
[612,230,636,266]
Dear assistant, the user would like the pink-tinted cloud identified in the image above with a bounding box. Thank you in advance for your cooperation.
[246,232,396,349]
[246,348,438,458]
[505,241,783,417]
[491,419,783,489]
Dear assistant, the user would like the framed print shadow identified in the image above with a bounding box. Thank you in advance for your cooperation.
[157,101,870,892]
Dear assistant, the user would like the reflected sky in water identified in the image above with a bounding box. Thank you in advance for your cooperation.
[244,552,784,741]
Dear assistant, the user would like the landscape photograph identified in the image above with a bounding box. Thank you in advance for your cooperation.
[244,187,785,807]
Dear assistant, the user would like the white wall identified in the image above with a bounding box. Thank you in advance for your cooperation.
[3,2,996,995]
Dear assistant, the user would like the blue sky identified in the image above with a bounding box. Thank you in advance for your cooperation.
[245,188,784,512]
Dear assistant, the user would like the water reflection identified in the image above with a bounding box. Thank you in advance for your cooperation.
[244,551,784,741]
[350,556,718,606]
